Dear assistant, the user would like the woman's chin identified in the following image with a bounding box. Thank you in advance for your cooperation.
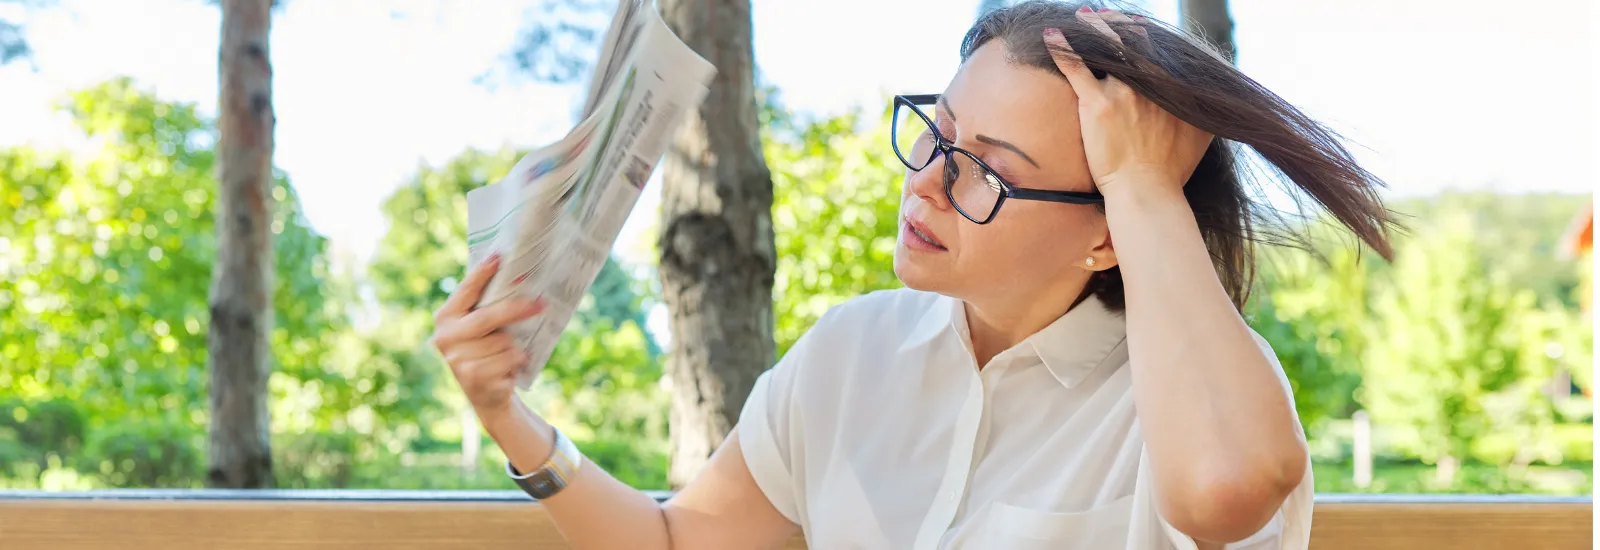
[893,246,942,292]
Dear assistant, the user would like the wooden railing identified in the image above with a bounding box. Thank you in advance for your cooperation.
[0,490,1590,549]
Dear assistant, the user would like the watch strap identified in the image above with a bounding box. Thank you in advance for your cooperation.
[506,426,583,500]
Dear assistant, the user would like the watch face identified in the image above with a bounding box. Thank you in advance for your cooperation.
[524,470,567,499]
[534,476,560,493]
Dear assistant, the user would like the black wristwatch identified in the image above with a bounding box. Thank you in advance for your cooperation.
[506,426,584,500]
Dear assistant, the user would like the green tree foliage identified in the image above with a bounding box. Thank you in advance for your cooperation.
[371,150,518,311]
[539,318,668,488]
[1247,227,1375,431]
[1389,192,1587,310]
[1359,211,1561,483]
[0,78,343,488]
[767,107,904,356]
[1248,193,1590,482]
[1552,286,1592,396]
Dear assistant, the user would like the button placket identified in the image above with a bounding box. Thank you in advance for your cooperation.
[912,365,988,550]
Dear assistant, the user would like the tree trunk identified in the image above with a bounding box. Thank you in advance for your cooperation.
[207,0,275,489]
[655,0,776,489]
[1180,0,1236,64]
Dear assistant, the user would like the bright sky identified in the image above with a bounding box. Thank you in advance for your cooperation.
[1,0,1595,268]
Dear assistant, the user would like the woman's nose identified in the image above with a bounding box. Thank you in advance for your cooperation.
[904,155,949,208]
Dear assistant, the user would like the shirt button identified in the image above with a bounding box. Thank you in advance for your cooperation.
[947,491,958,502]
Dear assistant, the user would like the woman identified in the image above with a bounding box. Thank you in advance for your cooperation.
[432,2,1394,549]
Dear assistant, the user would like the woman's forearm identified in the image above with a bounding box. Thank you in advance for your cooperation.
[481,400,671,550]
[437,253,791,548]
[1103,184,1307,540]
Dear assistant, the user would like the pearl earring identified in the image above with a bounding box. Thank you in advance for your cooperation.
[1084,257,1097,268]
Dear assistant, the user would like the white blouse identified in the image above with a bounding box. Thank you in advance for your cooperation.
[738,289,1313,549]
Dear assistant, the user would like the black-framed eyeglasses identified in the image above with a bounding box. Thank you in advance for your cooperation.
[891,94,1103,224]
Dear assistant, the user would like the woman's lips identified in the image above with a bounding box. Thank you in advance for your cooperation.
[903,218,947,252]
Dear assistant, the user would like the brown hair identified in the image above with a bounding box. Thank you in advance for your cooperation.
[963,0,1398,312]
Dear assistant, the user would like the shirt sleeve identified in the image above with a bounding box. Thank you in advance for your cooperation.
[1148,329,1316,549]
[736,319,820,525]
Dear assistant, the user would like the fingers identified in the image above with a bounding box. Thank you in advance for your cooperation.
[459,348,527,387]
[1097,8,1136,28]
[444,332,517,363]
[1077,7,1122,45]
[452,296,546,341]
[1127,15,1150,38]
[1044,27,1099,98]
[436,252,502,321]
[1098,8,1152,47]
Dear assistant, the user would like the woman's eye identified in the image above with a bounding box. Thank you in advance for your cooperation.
[971,162,1004,192]
[983,160,1016,185]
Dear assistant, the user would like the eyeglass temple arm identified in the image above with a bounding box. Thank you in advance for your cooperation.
[1007,186,1105,205]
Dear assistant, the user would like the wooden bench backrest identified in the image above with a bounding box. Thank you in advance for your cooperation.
[0,491,1589,549]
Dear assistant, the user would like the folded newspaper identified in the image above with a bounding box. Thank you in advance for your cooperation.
[465,0,715,390]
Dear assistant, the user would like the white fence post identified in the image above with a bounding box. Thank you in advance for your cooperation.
[462,407,481,479]
[1353,409,1372,489]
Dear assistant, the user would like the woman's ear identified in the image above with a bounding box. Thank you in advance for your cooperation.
[1084,233,1117,272]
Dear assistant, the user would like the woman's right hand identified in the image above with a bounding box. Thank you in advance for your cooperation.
[429,255,798,550]
[431,253,547,419]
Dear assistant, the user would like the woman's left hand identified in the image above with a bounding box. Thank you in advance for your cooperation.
[1044,8,1213,197]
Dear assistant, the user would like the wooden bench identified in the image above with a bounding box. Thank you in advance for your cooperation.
[0,490,1590,549]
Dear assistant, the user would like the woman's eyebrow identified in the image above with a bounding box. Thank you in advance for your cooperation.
[975,135,1040,168]
[935,96,1042,169]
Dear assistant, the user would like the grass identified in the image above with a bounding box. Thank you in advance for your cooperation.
[1312,460,1592,495]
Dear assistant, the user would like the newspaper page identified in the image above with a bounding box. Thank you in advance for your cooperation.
[465,0,714,390]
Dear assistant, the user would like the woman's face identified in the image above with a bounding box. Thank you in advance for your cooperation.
[894,40,1114,307]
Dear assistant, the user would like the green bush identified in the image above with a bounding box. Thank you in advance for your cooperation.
[577,436,668,490]
[0,398,87,475]
[1312,460,1592,495]
[82,417,203,488]
[1554,396,1592,424]
[1468,422,1592,466]
[0,398,86,454]
[1553,423,1593,463]
[0,437,36,483]
[273,431,358,489]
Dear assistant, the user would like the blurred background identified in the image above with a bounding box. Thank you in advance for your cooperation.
[0,0,1593,496]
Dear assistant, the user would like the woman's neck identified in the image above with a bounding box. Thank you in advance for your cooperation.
[962,282,1091,369]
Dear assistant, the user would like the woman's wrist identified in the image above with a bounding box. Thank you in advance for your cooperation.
[1101,176,1188,218]
[473,398,520,432]
[1102,177,1206,276]
[480,398,559,473]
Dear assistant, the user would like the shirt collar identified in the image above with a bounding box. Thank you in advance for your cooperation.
[1025,295,1128,388]
[898,293,1128,389]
